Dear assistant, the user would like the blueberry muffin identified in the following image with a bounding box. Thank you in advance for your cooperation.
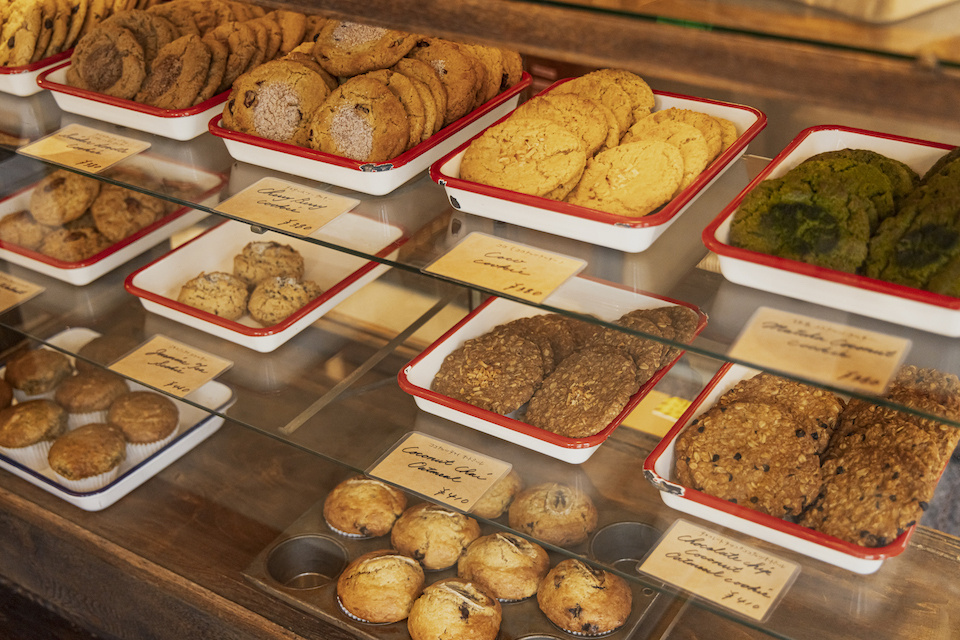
[537,559,633,636]
[407,577,501,640]
[471,468,523,519]
[457,532,550,601]
[336,549,425,624]
[508,482,598,547]
[391,502,481,571]
[323,475,407,538]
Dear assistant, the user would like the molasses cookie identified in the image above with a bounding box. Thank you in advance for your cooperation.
[407,37,480,126]
[69,23,147,99]
[312,19,417,77]
[391,57,447,135]
[359,69,426,150]
[101,9,178,66]
[194,34,228,104]
[205,20,257,93]
[135,34,211,109]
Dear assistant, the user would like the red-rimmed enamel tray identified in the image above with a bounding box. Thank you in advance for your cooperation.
[208,72,532,196]
[0,50,71,96]
[429,81,766,253]
[0,156,226,285]
[125,216,406,352]
[398,277,707,464]
[38,62,229,140]
[644,362,921,575]
[702,125,960,336]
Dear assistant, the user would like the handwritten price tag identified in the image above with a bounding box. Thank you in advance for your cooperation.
[0,272,43,312]
[423,232,586,303]
[215,177,359,236]
[109,335,232,398]
[639,519,800,622]
[727,307,910,395]
[367,432,512,511]
[19,124,150,173]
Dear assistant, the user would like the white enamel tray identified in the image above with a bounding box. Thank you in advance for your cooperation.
[0,51,71,96]
[38,63,229,141]
[430,83,766,253]
[399,277,706,464]
[126,216,404,352]
[209,73,532,196]
[0,328,235,511]
[0,156,225,285]
[702,125,960,336]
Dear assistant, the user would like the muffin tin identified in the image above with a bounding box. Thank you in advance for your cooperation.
[643,362,915,575]
[430,81,766,252]
[702,125,960,336]
[37,62,230,141]
[209,73,532,196]
[398,277,707,464]
[244,485,673,640]
[0,327,235,511]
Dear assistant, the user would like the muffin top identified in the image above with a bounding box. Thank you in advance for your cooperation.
[4,349,74,395]
[0,399,68,448]
[391,502,481,571]
[323,475,408,537]
[536,559,633,636]
[336,549,425,624]
[55,371,129,413]
[457,532,550,601]
[107,391,179,443]
[48,423,126,480]
[407,577,502,640]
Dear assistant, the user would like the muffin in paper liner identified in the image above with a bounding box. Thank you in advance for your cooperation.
[325,521,371,539]
[0,440,53,470]
[12,389,58,404]
[52,466,121,492]
[124,429,179,467]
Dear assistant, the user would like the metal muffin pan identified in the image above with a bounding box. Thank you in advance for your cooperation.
[244,480,675,640]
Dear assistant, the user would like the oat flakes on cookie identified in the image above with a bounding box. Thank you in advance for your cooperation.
[177,271,249,320]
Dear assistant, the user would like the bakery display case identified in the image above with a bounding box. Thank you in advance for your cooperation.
[2,1,960,639]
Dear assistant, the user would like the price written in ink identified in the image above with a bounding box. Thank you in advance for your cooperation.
[109,335,232,398]
[18,124,151,173]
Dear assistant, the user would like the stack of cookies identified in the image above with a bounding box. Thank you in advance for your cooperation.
[431,305,700,438]
[459,68,738,217]
[177,240,322,326]
[65,0,324,109]
[221,20,524,163]
[0,167,195,262]
[675,367,960,547]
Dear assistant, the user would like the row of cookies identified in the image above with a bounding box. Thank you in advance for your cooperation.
[65,1,323,109]
[176,240,322,326]
[324,473,631,637]
[221,21,523,162]
[0,168,180,263]
[0,345,181,490]
[674,366,960,547]
[431,305,699,438]
[460,68,738,217]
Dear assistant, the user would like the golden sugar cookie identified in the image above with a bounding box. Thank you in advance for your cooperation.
[646,107,723,161]
[135,34,211,109]
[307,75,409,162]
[360,69,426,150]
[407,37,480,126]
[313,19,417,76]
[512,93,614,157]
[551,73,634,139]
[621,118,710,192]
[460,117,586,201]
[714,115,739,154]
[567,140,683,217]
[588,68,655,119]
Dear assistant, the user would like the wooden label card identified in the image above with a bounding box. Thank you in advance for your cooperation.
[215,177,359,236]
[0,272,43,312]
[423,232,586,303]
[367,432,512,511]
[109,335,232,398]
[727,306,910,395]
[19,124,150,173]
[639,519,800,622]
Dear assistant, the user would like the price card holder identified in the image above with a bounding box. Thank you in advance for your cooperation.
[727,307,910,395]
[423,232,586,303]
[109,335,232,398]
[367,432,512,512]
[215,177,359,236]
[18,124,150,173]
[0,272,44,313]
[639,519,800,623]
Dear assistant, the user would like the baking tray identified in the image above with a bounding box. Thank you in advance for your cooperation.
[0,327,235,511]
[37,62,229,141]
[208,73,532,196]
[398,277,707,464]
[702,124,960,336]
[244,486,673,640]
[643,362,916,575]
[0,50,71,97]
[0,156,226,285]
[429,82,766,253]
[125,216,405,353]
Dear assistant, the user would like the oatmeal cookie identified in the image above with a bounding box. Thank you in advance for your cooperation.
[177,271,249,320]
[233,240,305,285]
[246,276,321,326]
[0,211,55,250]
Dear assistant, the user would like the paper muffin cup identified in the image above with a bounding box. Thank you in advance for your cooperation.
[0,440,53,470]
[52,465,120,492]
[12,388,58,403]
[337,596,377,624]
[124,429,178,467]
[325,520,371,539]
[66,409,110,431]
